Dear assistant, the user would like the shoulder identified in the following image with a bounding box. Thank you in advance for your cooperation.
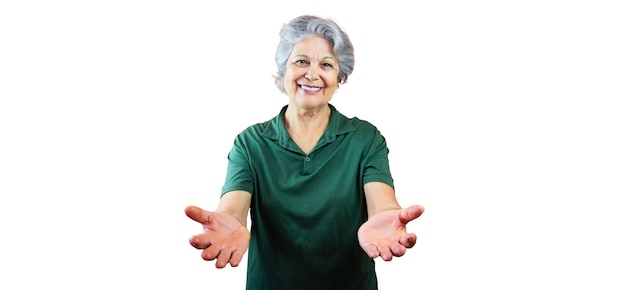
[234,108,284,143]
[349,116,379,133]
[334,109,383,140]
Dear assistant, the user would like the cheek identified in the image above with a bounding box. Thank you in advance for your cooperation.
[281,76,299,94]
[323,70,339,83]
[325,87,337,97]
[322,75,339,89]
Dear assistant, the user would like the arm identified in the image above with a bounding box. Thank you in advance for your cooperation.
[216,190,252,227]
[358,182,425,261]
[185,190,252,268]
[363,181,402,217]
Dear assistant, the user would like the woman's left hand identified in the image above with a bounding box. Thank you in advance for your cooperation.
[357,205,425,261]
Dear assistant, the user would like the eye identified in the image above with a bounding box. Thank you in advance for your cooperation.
[322,63,333,68]
[295,59,309,66]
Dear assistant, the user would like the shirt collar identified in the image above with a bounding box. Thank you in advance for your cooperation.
[261,104,355,148]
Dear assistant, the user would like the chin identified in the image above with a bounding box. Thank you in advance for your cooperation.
[295,98,327,108]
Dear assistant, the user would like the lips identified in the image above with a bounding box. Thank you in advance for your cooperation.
[298,84,322,93]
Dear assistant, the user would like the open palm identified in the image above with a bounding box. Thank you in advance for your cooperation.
[185,206,250,268]
[357,205,424,261]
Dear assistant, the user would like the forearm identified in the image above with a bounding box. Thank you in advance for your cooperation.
[217,190,251,227]
[363,182,402,218]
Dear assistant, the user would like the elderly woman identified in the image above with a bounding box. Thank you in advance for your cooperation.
[185,15,425,289]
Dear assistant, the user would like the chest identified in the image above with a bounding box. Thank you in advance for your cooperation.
[288,130,324,155]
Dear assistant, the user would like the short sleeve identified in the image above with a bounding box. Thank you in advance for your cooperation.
[221,135,255,196]
[362,127,394,189]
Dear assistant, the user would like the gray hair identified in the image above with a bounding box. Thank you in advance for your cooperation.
[274,15,355,94]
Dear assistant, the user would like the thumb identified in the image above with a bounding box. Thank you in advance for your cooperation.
[185,205,211,224]
[399,205,425,224]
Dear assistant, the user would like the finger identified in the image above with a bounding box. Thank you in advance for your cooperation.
[363,244,380,259]
[215,248,233,269]
[185,205,211,224]
[230,249,246,267]
[391,243,406,257]
[201,245,220,261]
[400,233,417,248]
[377,244,393,261]
[399,205,425,224]
[188,234,211,249]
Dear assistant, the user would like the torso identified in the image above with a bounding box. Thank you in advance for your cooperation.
[287,130,323,155]
[222,105,391,289]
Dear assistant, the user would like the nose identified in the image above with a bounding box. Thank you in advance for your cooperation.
[305,66,319,81]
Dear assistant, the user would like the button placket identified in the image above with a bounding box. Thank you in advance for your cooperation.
[302,155,312,175]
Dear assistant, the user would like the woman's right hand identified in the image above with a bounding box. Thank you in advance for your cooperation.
[185,205,250,268]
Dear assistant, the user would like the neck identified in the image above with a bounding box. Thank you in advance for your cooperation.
[284,104,331,133]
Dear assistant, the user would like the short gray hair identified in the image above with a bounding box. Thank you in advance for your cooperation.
[274,15,355,93]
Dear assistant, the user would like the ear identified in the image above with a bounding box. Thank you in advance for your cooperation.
[275,76,283,88]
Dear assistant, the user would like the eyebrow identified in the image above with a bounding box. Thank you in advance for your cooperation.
[292,54,337,62]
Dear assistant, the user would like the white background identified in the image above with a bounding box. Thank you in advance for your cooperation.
[1,0,625,289]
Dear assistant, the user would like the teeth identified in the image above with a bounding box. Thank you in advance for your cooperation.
[300,85,321,91]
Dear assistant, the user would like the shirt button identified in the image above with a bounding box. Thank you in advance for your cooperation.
[305,156,311,162]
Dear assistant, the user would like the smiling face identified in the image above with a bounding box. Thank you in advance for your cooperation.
[282,36,340,111]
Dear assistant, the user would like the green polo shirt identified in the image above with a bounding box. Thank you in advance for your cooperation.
[222,104,394,290]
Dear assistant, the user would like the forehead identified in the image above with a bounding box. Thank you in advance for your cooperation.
[290,36,335,57]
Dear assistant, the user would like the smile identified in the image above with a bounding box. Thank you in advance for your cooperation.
[298,84,322,92]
